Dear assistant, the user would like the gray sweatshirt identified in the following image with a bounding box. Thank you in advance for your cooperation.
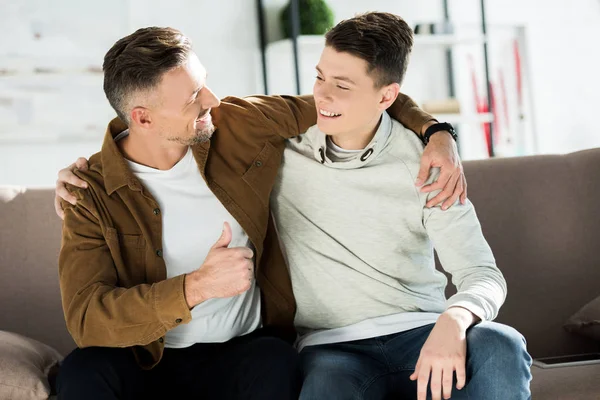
[270,112,507,348]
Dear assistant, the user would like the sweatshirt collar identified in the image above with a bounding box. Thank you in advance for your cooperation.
[312,111,393,170]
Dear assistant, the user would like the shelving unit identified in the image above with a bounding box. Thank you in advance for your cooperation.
[262,32,497,149]
[265,33,488,50]
[434,112,494,125]
[414,33,488,47]
[255,1,494,101]
[256,1,535,160]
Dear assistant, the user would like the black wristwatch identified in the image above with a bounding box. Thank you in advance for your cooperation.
[423,122,457,145]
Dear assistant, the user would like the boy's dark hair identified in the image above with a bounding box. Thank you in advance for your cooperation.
[103,27,192,123]
[325,12,413,88]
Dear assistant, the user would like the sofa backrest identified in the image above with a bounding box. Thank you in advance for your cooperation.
[1,148,599,358]
[0,187,75,356]
[449,148,600,358]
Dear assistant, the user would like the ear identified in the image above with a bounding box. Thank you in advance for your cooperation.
[130,107,152,128]
[378,83,400,111]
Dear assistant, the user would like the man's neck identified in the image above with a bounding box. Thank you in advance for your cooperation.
[329,114,383,150]
[118,129,188,170]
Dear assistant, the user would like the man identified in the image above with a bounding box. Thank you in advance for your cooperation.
[54,26,463,399]
[269,12,532,400]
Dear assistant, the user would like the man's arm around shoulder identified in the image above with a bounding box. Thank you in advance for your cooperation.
[241,92,432,140]
[219,94,317,140]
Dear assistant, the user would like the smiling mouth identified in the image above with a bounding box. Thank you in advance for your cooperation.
[319,108,342,118]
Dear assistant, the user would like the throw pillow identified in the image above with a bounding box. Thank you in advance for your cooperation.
[0,331,63,400]
[564,295,600,341]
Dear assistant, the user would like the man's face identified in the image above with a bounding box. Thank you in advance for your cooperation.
[151,52,220,145]
[313,46,388,141]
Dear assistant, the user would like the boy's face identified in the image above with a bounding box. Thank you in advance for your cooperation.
[313,46,397,142]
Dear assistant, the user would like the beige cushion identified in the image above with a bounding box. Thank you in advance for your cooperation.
[565,295,600,341]
[0,331,62,400]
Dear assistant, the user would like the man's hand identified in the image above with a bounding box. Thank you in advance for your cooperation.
[415,125,467,210]
[410,307,477,400]
[184,222,254,308]
[54,157,90,219]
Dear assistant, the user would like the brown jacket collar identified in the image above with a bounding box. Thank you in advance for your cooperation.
[100,118,140,195]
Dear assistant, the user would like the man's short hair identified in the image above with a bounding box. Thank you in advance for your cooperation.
[325,12,413,88]
[103,27,192,123]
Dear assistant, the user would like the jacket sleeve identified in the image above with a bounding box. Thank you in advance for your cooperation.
[239,94,317,139]
[59,192,191,348]
[239,93,434,139]
[387,93,436,138]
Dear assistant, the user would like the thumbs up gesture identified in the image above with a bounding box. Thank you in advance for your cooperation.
[184,222,255,308]
[212,220,234,249]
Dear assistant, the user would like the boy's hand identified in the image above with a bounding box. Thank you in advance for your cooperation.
[54,157,89,219]
[410,307,477,400]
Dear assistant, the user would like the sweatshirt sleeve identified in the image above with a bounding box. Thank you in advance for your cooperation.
[421,170,507,321]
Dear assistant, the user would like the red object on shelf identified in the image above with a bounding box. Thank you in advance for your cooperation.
[490,81,499,149]
[514,39,523,108]
[469,55,493,157]
[499,70,510,130]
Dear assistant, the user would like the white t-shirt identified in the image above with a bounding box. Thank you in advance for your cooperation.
[115,131,262,348]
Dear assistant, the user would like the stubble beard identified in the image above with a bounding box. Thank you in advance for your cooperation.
[166,123,216,146]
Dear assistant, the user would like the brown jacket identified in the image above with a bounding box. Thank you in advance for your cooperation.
[59,94,433,368]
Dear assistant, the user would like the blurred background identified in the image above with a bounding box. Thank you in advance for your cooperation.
[1,0,599,186]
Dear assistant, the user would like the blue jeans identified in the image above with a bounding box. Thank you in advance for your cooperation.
[299,322,532,400]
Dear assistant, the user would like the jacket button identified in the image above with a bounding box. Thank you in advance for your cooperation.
[255,160,263,167]
[158,337,164,343]
[156,249,163,257]
[153,208,160,215]
[175,318,182,323]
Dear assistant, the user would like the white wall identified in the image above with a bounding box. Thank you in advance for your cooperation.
[1,0,599,186]
[0,0,264,186]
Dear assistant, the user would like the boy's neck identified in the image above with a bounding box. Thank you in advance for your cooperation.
[329,114,383,150]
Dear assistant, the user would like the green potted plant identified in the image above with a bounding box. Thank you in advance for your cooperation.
[280,0,334,38]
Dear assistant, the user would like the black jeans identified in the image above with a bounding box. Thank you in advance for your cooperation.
[56,329,301,400]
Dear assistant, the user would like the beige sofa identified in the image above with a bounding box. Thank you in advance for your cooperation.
[1,148,599,399]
